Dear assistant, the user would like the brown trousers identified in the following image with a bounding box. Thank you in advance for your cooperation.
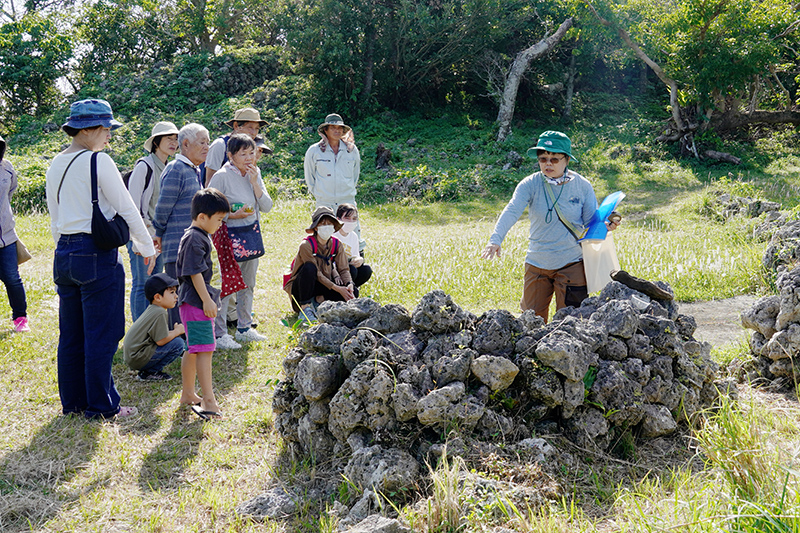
[522,261,588,323]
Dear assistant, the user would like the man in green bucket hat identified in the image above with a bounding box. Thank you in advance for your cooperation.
[482,130,619,322]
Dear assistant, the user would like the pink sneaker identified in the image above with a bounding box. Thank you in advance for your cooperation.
[13,316,30,333]
[116,406,138,418]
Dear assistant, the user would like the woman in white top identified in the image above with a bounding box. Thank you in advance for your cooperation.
[127,121,179,320]
[333,203,372,291]
[45,98,156,420]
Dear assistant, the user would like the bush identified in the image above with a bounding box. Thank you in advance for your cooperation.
[383,165,481,202]
[11,157,48,214]
[76,46,288,118]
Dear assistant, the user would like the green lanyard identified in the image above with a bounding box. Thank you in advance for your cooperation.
[542,177,587,241]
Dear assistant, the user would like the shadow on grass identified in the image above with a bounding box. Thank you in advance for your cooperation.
[0,415,101,531]
[137,409,206,493]
[113,349,187,437]
[134,334,255,493]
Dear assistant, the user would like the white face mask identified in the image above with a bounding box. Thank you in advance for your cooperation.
[317,225,335,242]
[341,221,357,233]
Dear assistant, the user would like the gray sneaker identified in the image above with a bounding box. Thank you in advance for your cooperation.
[215,333,242,350]
[298,305,317,325]
[136,370,173,382]
[235,328,267,342]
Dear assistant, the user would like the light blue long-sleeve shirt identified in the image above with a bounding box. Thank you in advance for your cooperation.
[489,170,597,270]
[153,156,202,263]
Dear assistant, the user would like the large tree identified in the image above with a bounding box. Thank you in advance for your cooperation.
[77,0,179,79]
[494,16,573,142]
[584,0,800,156]
[0,12,72,122]
[285,0,528,112]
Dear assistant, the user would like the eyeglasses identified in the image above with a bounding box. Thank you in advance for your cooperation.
[538,156,565,165]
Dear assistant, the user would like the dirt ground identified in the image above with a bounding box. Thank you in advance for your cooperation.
[677,295,757,348]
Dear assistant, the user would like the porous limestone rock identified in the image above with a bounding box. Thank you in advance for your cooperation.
[471,354,519,392]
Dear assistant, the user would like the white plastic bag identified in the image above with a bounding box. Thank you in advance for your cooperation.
[581,233,620,294]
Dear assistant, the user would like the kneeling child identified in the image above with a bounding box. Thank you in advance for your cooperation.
[123,273,186,382]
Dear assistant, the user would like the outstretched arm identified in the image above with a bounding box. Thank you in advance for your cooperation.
[481,243,502,259]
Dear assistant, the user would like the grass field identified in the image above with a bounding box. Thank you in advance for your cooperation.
[1,135,799,530]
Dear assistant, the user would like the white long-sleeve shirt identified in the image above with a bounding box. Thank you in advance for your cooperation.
[304,140,360,209]
[45,150,156,256]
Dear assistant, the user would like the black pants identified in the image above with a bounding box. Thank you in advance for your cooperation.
[349,264,372,288]
[292,262,359,306]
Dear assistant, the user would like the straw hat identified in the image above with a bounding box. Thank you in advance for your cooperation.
[317,113,351,136]
[224,107,268,127]
[144,121,180,152]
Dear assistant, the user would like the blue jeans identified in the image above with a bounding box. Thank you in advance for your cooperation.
[0,241,27,319]
[126,241,163,321]
[140,336,185,374]
[54,234,125,419]
[164,262,181,328]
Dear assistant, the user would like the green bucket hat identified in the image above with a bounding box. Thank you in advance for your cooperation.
[317,113,351,136]
[526,130,578,164]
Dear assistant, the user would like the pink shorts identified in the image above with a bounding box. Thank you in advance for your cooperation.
[179,303,216,353]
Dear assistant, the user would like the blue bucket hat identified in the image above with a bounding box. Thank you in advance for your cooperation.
[62,99,123,131]
[526,130,578,164]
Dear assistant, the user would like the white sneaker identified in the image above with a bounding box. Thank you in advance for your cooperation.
[235,328,267,342]
[216,334,242,350]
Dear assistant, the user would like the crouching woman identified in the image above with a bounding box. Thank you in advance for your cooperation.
[283,207,354,323]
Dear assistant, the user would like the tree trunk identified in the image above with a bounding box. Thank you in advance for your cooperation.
[496,17,573,142]
[562,53,576,120]
[704,150,741,164]
[711,109,800,131]
[359,22,376,107]
[589,4,693,131]
[769,64,792,110]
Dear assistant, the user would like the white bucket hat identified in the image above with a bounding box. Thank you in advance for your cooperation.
[144,121,180,152]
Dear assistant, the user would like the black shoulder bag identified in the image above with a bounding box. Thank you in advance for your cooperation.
[90,152,130,249]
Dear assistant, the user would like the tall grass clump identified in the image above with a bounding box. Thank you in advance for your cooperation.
[615,188,769,301]
[401,450,469,533]
[696,395,799,502]
[604,395,800,532]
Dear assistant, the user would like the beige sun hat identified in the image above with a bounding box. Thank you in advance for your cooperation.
[144,121,180,152]
[305,206,342,234]
[224,107,268,128]
[317,113,351,136]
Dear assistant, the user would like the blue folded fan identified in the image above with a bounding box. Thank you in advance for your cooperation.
[579,191,625,242]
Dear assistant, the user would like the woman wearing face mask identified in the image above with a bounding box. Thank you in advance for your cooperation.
[283,206,353,323]
[333,203,371,290]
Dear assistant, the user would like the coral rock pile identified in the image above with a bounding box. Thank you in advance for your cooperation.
[272,285,724,517]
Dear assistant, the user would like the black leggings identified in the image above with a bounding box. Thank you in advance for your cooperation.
[291,262,359,306]
[349,264,372,288]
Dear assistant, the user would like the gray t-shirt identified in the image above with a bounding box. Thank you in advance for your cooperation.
[176,226,221,309]
[123,303,169,370]
[205,136,229,172]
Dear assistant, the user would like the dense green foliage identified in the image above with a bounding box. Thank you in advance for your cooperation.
[1,0,796,131]
[0,0,798,214]
[0,13,72,118]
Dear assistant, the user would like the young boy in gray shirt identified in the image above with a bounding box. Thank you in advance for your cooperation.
[123,273,186,381]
